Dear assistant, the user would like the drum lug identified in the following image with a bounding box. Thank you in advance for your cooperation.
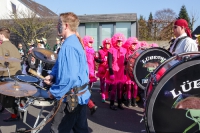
[151,74,158,86]
[182,56,191,62]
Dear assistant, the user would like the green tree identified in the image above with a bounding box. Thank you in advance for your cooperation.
[178,5,191,28]
[138,15,148,41]
[0,8,56,51]
[147,12,153,40]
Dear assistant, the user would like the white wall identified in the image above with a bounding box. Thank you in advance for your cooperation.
[0,0,39,19]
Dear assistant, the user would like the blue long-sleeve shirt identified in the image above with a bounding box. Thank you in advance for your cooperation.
[50,34,90,105]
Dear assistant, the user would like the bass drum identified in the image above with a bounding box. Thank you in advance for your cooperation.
[127,47,171,90]
[145,52,200,133]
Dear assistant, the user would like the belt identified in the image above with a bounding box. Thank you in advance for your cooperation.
[66,83,89,95]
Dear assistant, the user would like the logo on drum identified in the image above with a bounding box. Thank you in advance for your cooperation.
[141,56,166,64]
[170,79,200,99]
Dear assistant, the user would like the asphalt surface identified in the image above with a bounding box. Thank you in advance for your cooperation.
[0,83,146,133]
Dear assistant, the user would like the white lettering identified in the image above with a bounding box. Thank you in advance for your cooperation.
[170,89,182,99]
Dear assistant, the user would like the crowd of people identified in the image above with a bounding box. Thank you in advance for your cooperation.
[0,11,199,132]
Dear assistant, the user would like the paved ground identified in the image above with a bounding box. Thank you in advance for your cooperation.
[0,82,146,133]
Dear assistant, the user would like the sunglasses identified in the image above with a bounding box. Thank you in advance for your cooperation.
[173,25,178,29]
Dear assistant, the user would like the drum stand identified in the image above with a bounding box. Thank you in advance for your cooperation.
[17,97,55,133]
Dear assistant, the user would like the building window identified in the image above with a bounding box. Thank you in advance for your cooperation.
[85,23,99,51]
[101,23,114,45]
[11,2,16,14]
[116,22,131,38]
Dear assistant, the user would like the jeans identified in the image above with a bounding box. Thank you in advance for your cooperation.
[50,102,88,133]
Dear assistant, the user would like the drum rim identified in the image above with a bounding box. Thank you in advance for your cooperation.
[15,74,39,83]
[145,59,200,132]
[133,47,171,90]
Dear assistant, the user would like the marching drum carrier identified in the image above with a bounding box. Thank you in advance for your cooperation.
[144,52,200,133]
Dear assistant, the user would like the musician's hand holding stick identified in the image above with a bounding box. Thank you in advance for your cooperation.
[44,75,54,99]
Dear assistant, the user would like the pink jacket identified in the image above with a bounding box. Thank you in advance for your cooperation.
[96,48,108,78]
[85,46,97,82]
[105,46,127,84]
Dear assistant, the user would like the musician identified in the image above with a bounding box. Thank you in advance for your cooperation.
[0,27,22,122]
[44,12,90,133]
[148,19,199,98]
[169,19,198,55]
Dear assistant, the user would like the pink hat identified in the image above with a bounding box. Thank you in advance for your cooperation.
[150,43,159,47]
[123,37,140,50]
[82,36,94,47]
[140,41,148,48]
[111,33,126,47]
[102,38,111,47]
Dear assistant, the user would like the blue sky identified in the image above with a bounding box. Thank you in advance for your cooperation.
[35,0,200,30]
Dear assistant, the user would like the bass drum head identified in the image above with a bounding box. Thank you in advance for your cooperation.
[145,56,200,133]
[133,48,171,90]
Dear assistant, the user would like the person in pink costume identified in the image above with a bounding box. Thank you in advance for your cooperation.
[83,36,97,84]
[105,33,127,110]
[149,43,159,48]
[82,35,97,115]
[123,37,141,107]
[96,38,111,103]
[140,41,149,48]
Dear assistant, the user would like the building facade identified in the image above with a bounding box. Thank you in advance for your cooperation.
[0,0,57,19]
[77,13,138,50]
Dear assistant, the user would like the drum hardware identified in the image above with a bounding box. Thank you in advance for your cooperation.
[182,56,191,62]
[0,67,7,71]
[17,97,34,112]
[16,96,55,133]
[151,74,158,86]
[0,81,37,97]
[31,48,57,64]
[0,55,22,63]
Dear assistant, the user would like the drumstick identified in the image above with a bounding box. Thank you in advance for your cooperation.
[28,68,45,80]
[33,83,47,90]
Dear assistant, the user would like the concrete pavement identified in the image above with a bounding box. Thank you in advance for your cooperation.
[0,82,146,133]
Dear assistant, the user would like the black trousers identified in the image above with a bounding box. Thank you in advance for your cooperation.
[50,102,89,133]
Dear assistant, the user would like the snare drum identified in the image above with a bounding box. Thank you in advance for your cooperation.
[145,52,200,133]
[15,75,39,83]
[31,97,54,107]
[126,47,171,90]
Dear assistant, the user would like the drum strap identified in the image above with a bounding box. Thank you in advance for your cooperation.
[171,36,188,53]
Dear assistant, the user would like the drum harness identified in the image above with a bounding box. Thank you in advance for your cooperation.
[17,83,89,133]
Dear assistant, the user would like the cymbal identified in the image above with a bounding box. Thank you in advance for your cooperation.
[0,56,22,62]
[0,67,7,71]
[31,48,57,64]
[0,81,37,97]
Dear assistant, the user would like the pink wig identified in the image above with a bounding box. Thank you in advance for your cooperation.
[82,36,94,47]
[123,37,140,49]
[111,33,126,47]
[140,41,149,48]
[150,43,159,47]
[102,38,112,47]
